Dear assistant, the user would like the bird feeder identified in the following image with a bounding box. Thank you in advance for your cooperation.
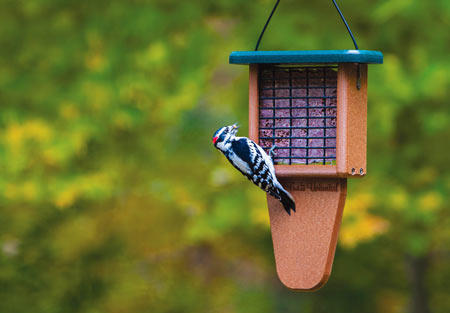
[229,50,383,290]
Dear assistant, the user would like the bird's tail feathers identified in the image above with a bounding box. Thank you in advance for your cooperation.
[277,184,296,215]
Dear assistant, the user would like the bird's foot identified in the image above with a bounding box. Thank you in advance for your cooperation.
[269,145,277,158]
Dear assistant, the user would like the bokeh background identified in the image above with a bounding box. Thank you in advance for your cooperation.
[0,0,449,312]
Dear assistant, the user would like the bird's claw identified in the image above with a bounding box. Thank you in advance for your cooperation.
[229,123,239,135]
[269,145,277,158]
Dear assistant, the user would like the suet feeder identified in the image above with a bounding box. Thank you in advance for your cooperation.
[229,1,383,291]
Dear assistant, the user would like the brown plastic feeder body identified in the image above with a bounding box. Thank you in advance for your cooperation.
[267,178,346,290]
[232,50,382,291]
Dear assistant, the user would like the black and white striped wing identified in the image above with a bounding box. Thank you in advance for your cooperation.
[229,138,279,196]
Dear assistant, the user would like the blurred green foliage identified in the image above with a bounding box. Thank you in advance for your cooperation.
[0,0,449,312]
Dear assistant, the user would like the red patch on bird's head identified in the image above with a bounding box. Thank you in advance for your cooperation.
[213,137,218,145]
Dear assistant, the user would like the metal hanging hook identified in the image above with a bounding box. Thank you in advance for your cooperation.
[255,0,280,51]
[254,0,359,51]
[331,0,359,50]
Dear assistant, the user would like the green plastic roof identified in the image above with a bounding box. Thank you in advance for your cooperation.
[229,50,383,65]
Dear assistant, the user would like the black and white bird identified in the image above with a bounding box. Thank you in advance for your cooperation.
[212,124,296,215]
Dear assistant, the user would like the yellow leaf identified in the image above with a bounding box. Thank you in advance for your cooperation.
[389,189,408,210]
[249,189,270,228]
[146,41,167,64]
[340,192,389,248]
[4,123,24,149]
[24,120,52,142]
[419,191,443,212]
[54,187,79,208]
[22,181,38,201]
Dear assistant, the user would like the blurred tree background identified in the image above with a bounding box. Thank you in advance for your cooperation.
[0,0,449,312]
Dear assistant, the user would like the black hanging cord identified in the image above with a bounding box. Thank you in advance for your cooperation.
[254,0,359,51]
[254,0,280,51]
[331,0,359,50]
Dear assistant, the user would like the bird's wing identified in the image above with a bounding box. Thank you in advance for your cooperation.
[231,138,279,193]
[229,138,294,214]
[226,139,252,177]
[247,139,284,199]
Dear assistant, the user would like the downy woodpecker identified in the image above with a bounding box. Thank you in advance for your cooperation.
[212,124,296,215]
